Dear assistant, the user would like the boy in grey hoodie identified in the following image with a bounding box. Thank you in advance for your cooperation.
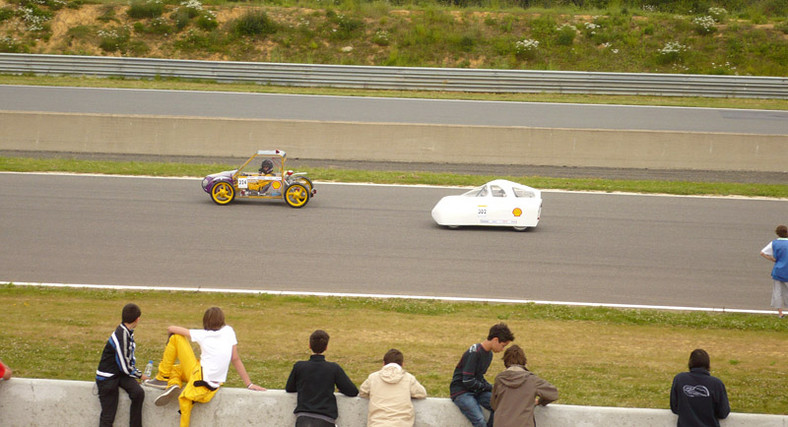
[490,345,558,427]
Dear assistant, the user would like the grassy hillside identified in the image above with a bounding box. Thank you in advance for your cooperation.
[0,0,786,76]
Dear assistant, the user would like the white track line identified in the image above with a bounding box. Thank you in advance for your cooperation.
[2,281,777,316]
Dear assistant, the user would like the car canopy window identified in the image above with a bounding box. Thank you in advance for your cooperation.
[463,186,488,197]
[513,187,536,198]
[491,185,506,197]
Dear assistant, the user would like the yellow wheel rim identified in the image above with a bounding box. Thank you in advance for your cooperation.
[285,184,308,207]
[211,182,234,205]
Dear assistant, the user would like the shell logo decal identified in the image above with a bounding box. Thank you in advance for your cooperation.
[512,208,522,217]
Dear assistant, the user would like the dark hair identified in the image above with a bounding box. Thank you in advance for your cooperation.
[502,345,527,368]
[310,330,329,354]
[122,303,141,324]
[383,348,404,366]
[203,307,226,331]
[688,349,710,370]
[488,322,515,343]
[776,225,788,238]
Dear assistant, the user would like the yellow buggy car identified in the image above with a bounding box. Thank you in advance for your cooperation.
[201,150,316,207]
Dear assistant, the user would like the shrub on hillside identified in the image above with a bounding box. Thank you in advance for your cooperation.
[514,38,539,59]
[127,0,164,20]
[98,26,130,52]
[232,10,278,37]
[327,10,363,40]
[692,15,716,34]
[656,41,688,64]
[372,29,390,46]
[133,16,173,35]
[0,35,26,53]
[196,11,217,31]
[0,6,14,23]
[555,23,577,45]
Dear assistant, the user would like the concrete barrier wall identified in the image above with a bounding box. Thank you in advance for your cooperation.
[1,378,786,427]
[1,111,785,172]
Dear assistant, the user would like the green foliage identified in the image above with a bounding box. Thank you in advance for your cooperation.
[66,24,94,38]
[232,10,278,37]
[555,23,576,46]
[326,9,364,40]
[97,26,131,52]
[0,7,14,23]
[127,0,164,19]
[195,12,217,30]
[66,0,84,9]
[133,16,174,34]
[0,35,27,53]
[172,7,194,30]
[529,13,558,39]
[371,28,390,45]
[126,39,150,55]
[1,0,787,79]
[174,28,225,51]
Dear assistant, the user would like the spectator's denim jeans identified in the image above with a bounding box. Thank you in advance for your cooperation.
[452,391,493,427]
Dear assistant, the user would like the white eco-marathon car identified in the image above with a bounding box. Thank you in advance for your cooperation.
[431,179,542,231]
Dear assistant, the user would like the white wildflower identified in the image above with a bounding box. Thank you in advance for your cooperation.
[659,41,688,55]
[692,15,715,33]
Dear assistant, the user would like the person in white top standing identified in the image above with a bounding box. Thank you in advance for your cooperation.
[760,224,788,318]
[144,307,266,426]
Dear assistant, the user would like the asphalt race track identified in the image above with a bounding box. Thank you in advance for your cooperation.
[1,172,785,311]
[2,85,788,134]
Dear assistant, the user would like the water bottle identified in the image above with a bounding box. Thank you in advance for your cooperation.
[143,360,153,378]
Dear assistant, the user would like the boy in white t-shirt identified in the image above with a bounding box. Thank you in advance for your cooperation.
[144,307,265,426]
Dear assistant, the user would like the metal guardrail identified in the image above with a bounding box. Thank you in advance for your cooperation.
[1,53,786,99]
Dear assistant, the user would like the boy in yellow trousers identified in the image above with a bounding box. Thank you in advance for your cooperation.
[144,307,265,426]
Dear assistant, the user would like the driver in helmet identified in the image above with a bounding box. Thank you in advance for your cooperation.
[259,159,274,175]
[255,158,276,195]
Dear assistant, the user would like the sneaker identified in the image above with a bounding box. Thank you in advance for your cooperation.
[143,378,168,389]
[154,385,181,406]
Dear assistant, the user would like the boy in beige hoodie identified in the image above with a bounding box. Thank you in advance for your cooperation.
[359,349,427,427]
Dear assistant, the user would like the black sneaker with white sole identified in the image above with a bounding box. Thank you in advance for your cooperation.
[154,385,181,406]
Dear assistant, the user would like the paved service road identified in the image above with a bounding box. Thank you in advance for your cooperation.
[1,85,787,134]
[2,173,785,311]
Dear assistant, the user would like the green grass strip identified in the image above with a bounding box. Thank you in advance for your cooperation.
[1,284,786,414]
[2,156,786,198]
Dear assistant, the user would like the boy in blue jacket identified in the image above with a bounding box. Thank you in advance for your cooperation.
[96,303,149,427]
[670,349,730,427]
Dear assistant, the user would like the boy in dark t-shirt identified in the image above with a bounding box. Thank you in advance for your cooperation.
[286,330,359,427]
[450,323,514,427]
